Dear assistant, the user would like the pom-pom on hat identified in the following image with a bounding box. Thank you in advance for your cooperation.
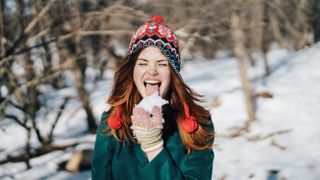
[128,16,182,79]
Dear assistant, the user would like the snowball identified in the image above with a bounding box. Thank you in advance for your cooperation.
[137,92,168,113]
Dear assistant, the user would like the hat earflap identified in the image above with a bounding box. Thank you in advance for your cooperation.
[108,106,123,129]
[181,102,198,133]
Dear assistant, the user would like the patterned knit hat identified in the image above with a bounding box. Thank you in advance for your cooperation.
[128,16,182,79]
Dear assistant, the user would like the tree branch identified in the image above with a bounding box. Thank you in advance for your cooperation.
[0,57,74,107]
[48,97,70,142]
[24,0,57,34]
[4,114,29,130]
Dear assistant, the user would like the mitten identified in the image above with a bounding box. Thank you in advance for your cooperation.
[131,106,164,155]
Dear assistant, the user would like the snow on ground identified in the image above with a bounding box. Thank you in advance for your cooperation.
[1,43,320,179]
[181,44,320,180]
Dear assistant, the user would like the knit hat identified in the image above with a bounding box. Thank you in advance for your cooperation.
[128,16,182,79]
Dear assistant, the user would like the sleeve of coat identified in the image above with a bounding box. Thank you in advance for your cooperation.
[91,112,114,180]
[140,116,215,180]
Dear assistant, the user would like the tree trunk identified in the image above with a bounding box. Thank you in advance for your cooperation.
[73,58,97,133]
[269,11,284,48]
[262,51,271,77]
[312,0,320,42]
[261,1,272,77]
[292,0,309,50]
[230,11,256,122]
[247,46,256,67]
[25,126,32,169]
[0,1,3,53]
[246,0,264,67]
[71,6,97,133]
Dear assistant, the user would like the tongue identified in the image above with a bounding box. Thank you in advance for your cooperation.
[146,84,159,96]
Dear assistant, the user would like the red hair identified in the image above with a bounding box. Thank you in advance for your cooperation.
[103,49,214,151]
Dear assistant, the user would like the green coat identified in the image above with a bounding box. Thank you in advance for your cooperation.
[91,112,215,180]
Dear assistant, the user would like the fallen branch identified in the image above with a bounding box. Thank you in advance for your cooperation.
[270,138,287,150]
[228,120,251,138]
[0,142,79,165]
[245,129,291,141]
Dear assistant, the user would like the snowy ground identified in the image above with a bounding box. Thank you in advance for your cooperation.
[185,44,320,180]
[1,43,320,180]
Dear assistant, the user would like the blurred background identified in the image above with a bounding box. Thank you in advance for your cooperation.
[1,0,320,179]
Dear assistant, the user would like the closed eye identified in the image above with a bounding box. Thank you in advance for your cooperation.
[157,60,169,66]
[136,59,148,66]
[158,63,168,66]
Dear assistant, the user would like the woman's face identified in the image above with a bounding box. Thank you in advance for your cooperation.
[133,47,171,98]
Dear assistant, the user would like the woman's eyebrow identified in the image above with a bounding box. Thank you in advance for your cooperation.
[157,59,168,62]
[137,58,167,62]
[137,58,148,62]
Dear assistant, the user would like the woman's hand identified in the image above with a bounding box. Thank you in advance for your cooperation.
[131,106,163,127]
[131,106,164,161]
[151,106,164,125]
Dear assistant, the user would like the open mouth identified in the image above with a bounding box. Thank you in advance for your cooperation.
[144,80,161,96]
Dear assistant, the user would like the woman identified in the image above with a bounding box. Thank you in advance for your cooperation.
[92,16,215,180]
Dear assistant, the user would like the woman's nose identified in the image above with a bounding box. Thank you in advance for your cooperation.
[147,66,159,76]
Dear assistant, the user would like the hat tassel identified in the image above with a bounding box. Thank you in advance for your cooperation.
[181,102,198,133]
[108,106,123,129]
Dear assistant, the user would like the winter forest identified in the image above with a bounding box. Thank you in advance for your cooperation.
[1,0,320,179]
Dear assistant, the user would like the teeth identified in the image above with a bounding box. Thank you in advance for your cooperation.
[145,80,160,84]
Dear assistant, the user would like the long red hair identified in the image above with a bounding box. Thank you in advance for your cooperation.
[103,49,214,151]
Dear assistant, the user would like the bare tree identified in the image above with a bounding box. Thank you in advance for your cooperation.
[230,2,256,123]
